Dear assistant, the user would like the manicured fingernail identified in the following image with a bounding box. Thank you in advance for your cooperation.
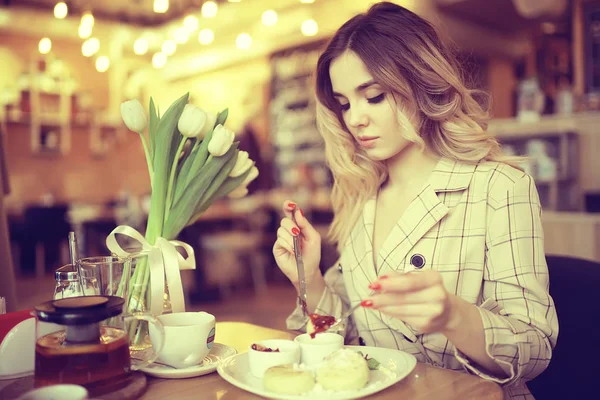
[292,227,300,236]
[360,300,373,308]
[299,208,304,217]
[288,202,296,209]
[378,275,389,280]
[368,282,381,290]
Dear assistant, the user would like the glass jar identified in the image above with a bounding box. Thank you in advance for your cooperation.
[54,264,87,300]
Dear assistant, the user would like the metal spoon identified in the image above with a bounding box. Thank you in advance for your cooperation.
[318,291,377,333]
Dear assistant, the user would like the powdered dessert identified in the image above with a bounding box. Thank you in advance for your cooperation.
[316,348,370,391]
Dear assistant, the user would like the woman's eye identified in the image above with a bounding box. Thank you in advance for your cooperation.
[367,93,385,104]
[339,103,350,111]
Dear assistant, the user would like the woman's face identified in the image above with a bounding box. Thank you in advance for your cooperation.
[329,50,416,161]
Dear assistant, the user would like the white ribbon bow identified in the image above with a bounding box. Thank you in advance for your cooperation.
[106,225,196,316]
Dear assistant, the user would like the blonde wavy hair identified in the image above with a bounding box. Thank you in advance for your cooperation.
[315,2,520,251]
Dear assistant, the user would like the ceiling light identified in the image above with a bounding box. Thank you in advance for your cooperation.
[54,2,68,19]
[81,12,94,28]
[262,10,278,26]
[300,0,315,3]
[236,33,252,50]
[183,15,199,32]
[38,38,52,54]
[162,39,176,56]
[198,28,214,45]
[82,37,100,57]
[95,56,110,72]
[133,38,149,55]
[78,24,92,39]
[154,0,169,14]
[202,1,218,18]
[173,27,189,44]
[301,19,318,36]
[152,52,167,69]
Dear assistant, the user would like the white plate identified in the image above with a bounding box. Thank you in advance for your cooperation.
[139,343,237,379]
[217,346,417,400]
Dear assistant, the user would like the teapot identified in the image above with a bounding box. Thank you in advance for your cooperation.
[32,295,164,396]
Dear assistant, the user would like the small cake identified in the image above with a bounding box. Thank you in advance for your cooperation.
[316,349,370,391]
[263,364,316,395]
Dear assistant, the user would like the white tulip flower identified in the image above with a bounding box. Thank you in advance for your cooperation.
[120,99,147,134]
[208,124,235,156]
[229,151,252,177]
[242,166,259,186]
[178,104,208,138]
[201,111,217,138]
[228,185,249,199]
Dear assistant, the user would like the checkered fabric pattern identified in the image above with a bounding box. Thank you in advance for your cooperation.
[287,158,558,399]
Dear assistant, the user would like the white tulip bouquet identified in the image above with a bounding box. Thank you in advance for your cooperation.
[108,93,258,341]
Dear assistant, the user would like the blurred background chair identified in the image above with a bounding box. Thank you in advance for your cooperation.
[199,197,272,298]
[0,135,18,312]
[526,255,600,399]
[178,196,274,303]
[21,205,70,277]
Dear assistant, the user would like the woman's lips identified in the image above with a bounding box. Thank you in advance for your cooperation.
[358,136,379,148]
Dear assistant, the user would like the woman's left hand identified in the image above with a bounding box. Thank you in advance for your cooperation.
[362,271,462,334]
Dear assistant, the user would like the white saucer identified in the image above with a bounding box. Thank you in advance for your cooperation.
[217,345,417,400]
[139,343,237,379]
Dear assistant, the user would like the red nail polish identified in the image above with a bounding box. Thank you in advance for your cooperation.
[288,202,296,209]
[379,275,389,280]
[292,227,300,236]
[360,300,373,308]
[299,208,304,217]
[368,282,381,290]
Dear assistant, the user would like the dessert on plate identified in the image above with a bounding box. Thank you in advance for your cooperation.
[316,348,370,391]
[261,348,373,394]
[263,364,315,395]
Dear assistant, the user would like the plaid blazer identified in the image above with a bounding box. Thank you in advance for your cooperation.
[288,158,558,400]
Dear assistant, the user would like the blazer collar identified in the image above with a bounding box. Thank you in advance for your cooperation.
[428,157,478,193]
[371,157,478,277]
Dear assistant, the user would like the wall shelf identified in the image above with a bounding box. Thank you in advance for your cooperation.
[489,112,600,211]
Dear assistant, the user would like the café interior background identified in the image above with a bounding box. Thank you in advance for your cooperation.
[0,0,599,317]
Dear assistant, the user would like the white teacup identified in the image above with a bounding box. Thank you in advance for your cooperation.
[149,311,216,369]
[294,333,344,366]
[248,339,301,378]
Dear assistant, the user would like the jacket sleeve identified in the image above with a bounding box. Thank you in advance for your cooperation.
[454,173,559,386]
[286,263,359,343]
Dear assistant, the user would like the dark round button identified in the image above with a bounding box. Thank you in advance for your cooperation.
[337,264,343,273]
[410,254,425,269]
[359,337,366,346]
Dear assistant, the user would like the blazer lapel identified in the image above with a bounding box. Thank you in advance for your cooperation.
[376,185,448,276]
[376,158,477,277]
[343,198,378,296]
[361,197,377,283]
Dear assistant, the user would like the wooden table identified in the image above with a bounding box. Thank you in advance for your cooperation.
[141,321,504,400]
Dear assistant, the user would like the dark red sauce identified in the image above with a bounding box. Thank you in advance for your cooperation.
[251,343,280,352]
[309,313,337,339]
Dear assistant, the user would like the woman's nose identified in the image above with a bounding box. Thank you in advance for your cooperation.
[347,106,368,128]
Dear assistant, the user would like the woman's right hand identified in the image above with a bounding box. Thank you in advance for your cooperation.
[272,200,322,287]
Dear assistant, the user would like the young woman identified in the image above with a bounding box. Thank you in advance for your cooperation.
[272,2,557,399]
